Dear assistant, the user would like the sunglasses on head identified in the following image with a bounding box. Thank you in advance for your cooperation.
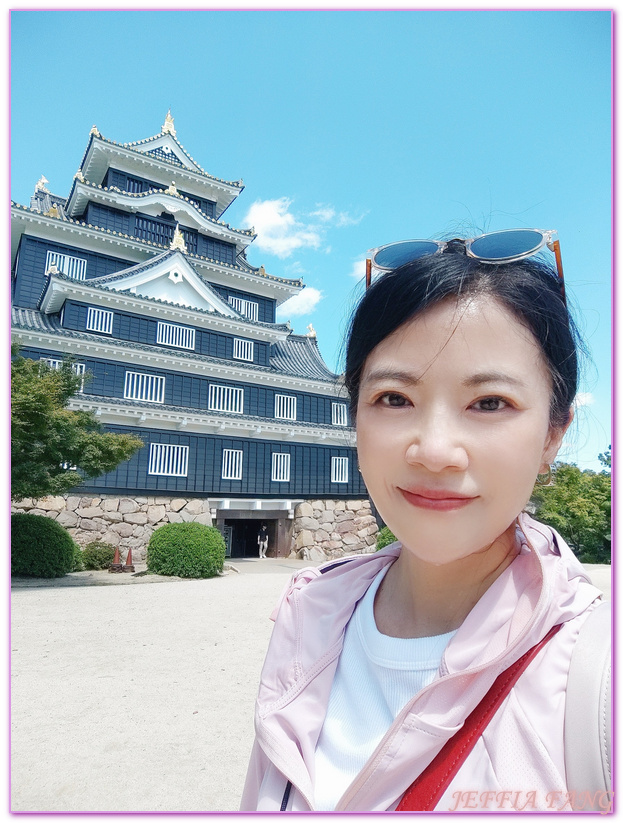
[365,228,565,304]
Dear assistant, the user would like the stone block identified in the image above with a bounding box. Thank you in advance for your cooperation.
[118,498,138,514]
[167,512,183,523]
[335,520,356,535]
[170,498,187,512]
[56,511,80,528]
[79,519,99,531]
[65,496,81,511]
[342,533,361,545]
[319,510,335,524]
[102,498,119,512]
[295,502,313,518]
[297,516,319,531]
[303,546,327,562]
[14,498,33,509]
[43,510,59,519]
[123,512,148,525]
[336,511,355,522]
[112,522,134,537]
[80,497,101,508]
[76,506,104,519]
[184,498,204,515]
[294,529,314,550]
[135,497,148,505]
[102,511,123,523]
[147,505,166,524]
[334,501,346,511]
[315,529,330,542]
[325,500,336,510]
[365,535,377,545]
[180,509,196,522]
[346,500,361,511]
[193,513,213,526]
[30,509,46,517]
[38,496,66,512]
[101,531,120,547]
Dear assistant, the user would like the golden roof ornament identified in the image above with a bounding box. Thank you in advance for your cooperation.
[35,175,49,192]
[89,125,101,137]
[74,170,85,182]
[306,323,317,338]
[162,110,176,137]
[259,265,266,276]
[46,263,59,276]
[164,181,178,196]
[170,224,188,254]
[44,204,60,218]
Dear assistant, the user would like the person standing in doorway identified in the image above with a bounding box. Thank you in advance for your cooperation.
[257,523,269,558]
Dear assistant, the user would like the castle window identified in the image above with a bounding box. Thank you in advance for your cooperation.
[124,371,165,404]
[157,321,195,350]
[332,402,348,427]
[233,338,254,362]
[274,394,297,421]
[222,449,243,480]
[228,296,259,321]
[271,453,291,482]
[45,250,87,281]
[331,456,349,484]
[148,443,189,477]
[86,307,113,335]
[40,359,86,392]
[208,384,244,414]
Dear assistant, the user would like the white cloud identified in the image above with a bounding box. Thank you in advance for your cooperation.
[574,393,595,408]
[244,198,321,259]
[349,257,368,280]
[311,204,366,227]
[276,286,323,319]
[310,205,336,222]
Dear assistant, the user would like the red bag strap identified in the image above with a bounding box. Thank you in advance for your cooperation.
[396,623,562,812]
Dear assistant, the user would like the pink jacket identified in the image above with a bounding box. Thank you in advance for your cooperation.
[240,514,603,812]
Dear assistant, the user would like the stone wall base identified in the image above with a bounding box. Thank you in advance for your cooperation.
[11,495,212,561]
[290,499,379,561]
[11,495,380,563]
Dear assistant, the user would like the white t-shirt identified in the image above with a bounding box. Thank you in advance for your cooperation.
[314,566,456,811]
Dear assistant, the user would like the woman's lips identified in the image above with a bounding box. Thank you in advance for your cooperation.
[399,487,477,511]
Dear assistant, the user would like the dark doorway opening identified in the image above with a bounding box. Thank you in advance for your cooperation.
[225,519,277,558]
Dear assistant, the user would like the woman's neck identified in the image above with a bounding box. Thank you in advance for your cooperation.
[374,522,520,639]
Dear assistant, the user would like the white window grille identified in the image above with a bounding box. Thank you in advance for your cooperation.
[45,250,87,281]
[332,402,348,427]
[148,443,189,477]
[222,449,243,480]
[233,338,254,362]
[208,384,244,414]
[124,371,165,404]
[40,359,86,392]
[271,453,291,482]
[274,394,297,421]
[331,456,349,484]
[86,307,113,335]
[157,321,195,350]
[228,295,259,321]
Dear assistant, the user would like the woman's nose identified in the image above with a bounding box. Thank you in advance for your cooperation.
[404,414,469,472]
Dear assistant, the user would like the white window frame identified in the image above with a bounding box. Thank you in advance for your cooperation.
[331,456,349,484]
[332,402,348,427]
[271,453,291,483]
[208,384,244,414]
[45,250,87,281]
[228,295,259,321]
[222,449,243,480]
[148,443,189,477]
[156,321,195,351]
[124,371,166,404]
[274,394,297,421]
[233,338,254,362]
[40,358,86,392]
[86,307,113,335]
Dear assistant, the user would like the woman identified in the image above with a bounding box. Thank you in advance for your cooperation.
[241,231,609,812]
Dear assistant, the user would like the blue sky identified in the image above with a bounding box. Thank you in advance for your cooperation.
[9,9,612,471]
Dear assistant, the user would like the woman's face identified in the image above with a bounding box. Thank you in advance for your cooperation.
[356,296,567,565]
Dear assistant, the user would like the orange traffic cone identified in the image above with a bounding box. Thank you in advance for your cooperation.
[109,546,123,573]
[123,546,135,573]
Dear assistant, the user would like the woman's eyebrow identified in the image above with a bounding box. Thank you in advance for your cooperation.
[361,369,422,386]
[464,372,527,388]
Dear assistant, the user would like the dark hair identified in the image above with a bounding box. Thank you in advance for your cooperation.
[345,244,581,428]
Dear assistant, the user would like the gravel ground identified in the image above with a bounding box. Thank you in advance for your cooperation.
[10,559,610,813]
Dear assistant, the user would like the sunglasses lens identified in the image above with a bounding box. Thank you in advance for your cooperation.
[373,240,440,269]
[470,229,544,261]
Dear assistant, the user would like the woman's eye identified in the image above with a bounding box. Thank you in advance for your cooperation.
[473,396,508,412]
[379,392,409,407]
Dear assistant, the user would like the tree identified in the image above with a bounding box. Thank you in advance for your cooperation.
[530,459,611,564]
[598,445,611,470]
[11,347,144,501]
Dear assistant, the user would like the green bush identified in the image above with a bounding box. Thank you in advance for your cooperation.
[376,525,397,551]
[82,541,117,570]
[11,513,79,578]
[71,542,85,572]
[147,523,226,579]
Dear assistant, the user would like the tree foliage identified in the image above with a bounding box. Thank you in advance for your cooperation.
[530,459,611,564]
[11,347,144,501]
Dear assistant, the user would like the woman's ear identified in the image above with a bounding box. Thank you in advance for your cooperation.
[541,407,574,470]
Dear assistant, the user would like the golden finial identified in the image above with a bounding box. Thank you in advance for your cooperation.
[306,323,317,338]
[35,175,49,192]
[89,125,101,137]
[170,224,187,253]
[74,170,85,182]
[162,110,176,137]
[44,204,60,218]
[164,181,178,196]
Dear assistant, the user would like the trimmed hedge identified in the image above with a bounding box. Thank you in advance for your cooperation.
[11,513,79,578]
[82,541,117,570]
[147,523,226,579]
